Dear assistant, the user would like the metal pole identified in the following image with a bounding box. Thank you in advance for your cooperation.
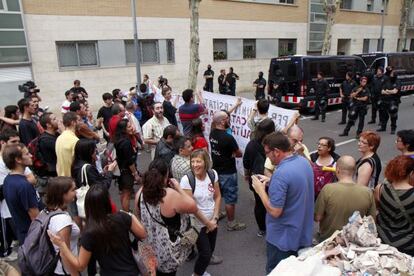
[131,0,141,88]
[379,2,385,51]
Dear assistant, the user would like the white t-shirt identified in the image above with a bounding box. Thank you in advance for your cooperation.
[61,100,71,114]
[48,212,80,275]
[0,158,32,218]
[180,170,218,228]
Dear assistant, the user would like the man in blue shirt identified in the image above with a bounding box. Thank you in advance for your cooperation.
[252,132,314,274]
[3,143,43,244]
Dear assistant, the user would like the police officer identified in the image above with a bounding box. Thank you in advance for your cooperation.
[203,64,214,92]
[218,69,227,94]
[312,71,330,122]
[270,69,286,106]
[225,67,239,96]
[377,66,401,134]
[338,71,356,125]
[339,76,370,137]
[253,71,267,100]
[368,67,385,124]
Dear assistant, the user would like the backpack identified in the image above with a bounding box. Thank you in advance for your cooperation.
[27,135,48,175]
[186,170,216,194]
[18,209,65,276]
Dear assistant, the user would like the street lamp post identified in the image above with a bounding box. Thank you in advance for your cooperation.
[379,1,385,51]
[131,0,142,88]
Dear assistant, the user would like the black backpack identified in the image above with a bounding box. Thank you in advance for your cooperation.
[186,170,216,194]
[18,209,65,276]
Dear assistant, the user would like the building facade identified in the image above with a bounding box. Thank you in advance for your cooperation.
[0,0,412,110]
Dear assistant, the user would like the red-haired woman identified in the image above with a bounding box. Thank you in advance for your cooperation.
[355,131,382,189]
[375,155,414,256]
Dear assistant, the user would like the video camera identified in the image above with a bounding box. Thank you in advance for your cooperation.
[18,81,40,95]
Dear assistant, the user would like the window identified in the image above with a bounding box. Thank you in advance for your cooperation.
[410,39,414,51]
[279,0,294,4]
[167,39,175,63]
[377,38,384,51]
[140,40,159,64]
[213,39,227,60]
[57,41,98,68]
[243,39,256,59]
[366,0,373,12]
[340,0,352,9]
[0,1,4,10]
[279,39,297,56]
[362,39,370,53]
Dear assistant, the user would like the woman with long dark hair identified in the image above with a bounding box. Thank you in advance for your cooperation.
[191,118,208,151]
[113,119,140,211]
[48,185,146,275]
[243,118,275,237]
[46,177,79,276]
[135,159,197,276]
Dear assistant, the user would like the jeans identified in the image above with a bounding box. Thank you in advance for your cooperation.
[266,242,297,274]
[218,173,238,204]
[194,227,218,275]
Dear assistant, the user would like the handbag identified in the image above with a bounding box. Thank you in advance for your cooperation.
[76,164,90,218]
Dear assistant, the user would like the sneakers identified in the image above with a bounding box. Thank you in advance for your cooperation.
[257,230,266,238]
[218,211,226,221]
[227,221,246,231]
[209,254,223,265]
[3,251,18,262]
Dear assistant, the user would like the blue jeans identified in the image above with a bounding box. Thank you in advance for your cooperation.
[218,173,238,204]
[266,242,297,274]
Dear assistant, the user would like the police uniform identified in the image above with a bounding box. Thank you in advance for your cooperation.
[312,78,330,122]
[203,68,214,92]
[377,76,401,134]
[368,74,385,124]
[218,74,227,94]
[340,84,369,137]
[339,79,356,124]
[253,76,267,100]
[225,72,239,96]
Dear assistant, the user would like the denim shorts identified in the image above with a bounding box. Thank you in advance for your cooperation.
[218,173,238,204]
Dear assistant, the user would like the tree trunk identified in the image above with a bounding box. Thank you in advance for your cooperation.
[398,0,412,51]
[321,1,340,55]
[188,0,201,90]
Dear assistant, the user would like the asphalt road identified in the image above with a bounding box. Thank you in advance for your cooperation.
[107,93,413,276]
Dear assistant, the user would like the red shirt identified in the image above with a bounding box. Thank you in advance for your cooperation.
[108,115,121,139]
[192,136,208,151]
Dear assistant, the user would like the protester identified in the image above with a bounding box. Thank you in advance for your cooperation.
[161,85,179,127]
[136,159,197,276]
[125,101,143,148]
[247,99,272,137]
[252,132,314,273]
[154,125,180,165]
[310,137,340,198]
[355,131,382,189]
[181,149,222,276]
[178,89,206,136]
[56,112,79,177]
[113,119,140,211]
[210,111,245,231]
[314,156,376,241]
[108,103,125,139]
[243,118,275,237]
[96,92,114,141]
[70,79,88,98]
[375,155,414,256]
[61,90,73,114]
[2,143,43,244]
[45,177,79,276]
[48,184,146,275]
[17,97,39,145]
[190,118,208,151]
[171,136,193,182]
[0,105,19,132]
[395,129,414,158]
[37,112,59,177]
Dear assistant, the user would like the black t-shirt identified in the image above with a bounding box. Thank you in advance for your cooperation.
[341,80,356,97]
[38,132,58,176]
[243,140,265,175]
[19,118,39,145]
[71,86,88,96]
[204,69,214,86]
[254,78,267,95]
[81,212,139,276]
[163,100,177,126]
[97,105,113,130]
[115,138,136,170]
[210,129,238,174]
[355,153,382,189]
[218,74,226,92]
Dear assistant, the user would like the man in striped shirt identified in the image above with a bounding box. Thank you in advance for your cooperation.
[178,89,207,136]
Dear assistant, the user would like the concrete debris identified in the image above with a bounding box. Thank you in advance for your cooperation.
[269,211,414,276]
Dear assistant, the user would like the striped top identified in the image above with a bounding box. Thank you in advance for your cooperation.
[377,183,414,256]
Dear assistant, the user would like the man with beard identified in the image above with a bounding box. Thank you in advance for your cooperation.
[210,111,245,231]
[203,65,214,92]
[253,71,267,100]
[38,112,59,177]
[142,102,171,160]
[17,98,39,145]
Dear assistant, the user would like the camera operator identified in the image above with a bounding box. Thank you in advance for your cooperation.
[19,81,41,101]
[377,66,401,134]
[339,76,370,138]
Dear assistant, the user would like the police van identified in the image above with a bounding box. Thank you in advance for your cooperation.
[356,52,414,93]
[268,55,367,111]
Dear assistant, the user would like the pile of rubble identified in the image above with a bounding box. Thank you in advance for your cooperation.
[270,212,414,276]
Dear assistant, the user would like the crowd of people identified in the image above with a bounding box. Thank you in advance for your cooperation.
[0,73,412,276]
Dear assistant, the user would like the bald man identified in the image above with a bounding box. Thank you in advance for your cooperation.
[314,155,376,241]
[210,111,246,231]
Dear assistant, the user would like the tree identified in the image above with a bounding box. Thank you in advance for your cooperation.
[188,0,202,90]
[321,0,341,55]
[398,0,413,51]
